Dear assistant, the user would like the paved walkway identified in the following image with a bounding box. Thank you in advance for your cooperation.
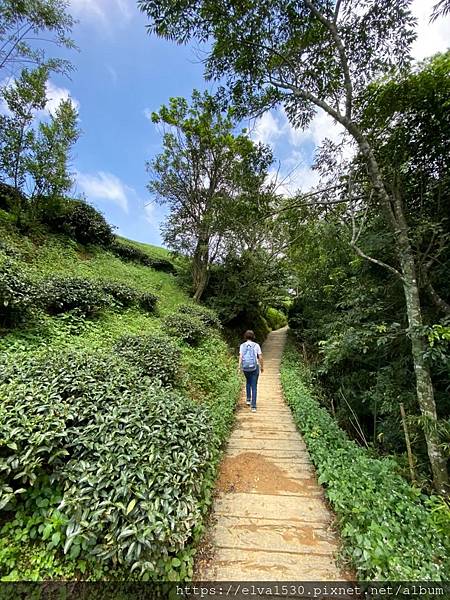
[198,327,346,580]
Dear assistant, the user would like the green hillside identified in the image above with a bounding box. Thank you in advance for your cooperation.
[0,221,187,353]
[0,215,241,581]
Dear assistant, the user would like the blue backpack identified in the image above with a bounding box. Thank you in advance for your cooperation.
[242,342,258,372]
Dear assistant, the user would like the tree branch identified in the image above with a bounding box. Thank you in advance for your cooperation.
[349,176,403,281]
[268,74,346,125]
[303,0,353,119]
[423,260,450,315]
[334,0,343,23]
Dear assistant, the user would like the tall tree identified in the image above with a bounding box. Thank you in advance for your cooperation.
[148,90,273,301]
[0,0,75,75]
[0,66,79,219]
[139,0,449,494]
[0,66,47,196]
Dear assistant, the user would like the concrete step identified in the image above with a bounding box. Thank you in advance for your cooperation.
[201,547,343,581]
[214,492,331,523]
[211,516,339,555]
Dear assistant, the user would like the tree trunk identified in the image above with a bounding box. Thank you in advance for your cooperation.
[350,127,449,495]
[392,191,449,495]
[192,234,210,302]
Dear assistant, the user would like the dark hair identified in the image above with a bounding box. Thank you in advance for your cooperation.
[244,330,255,341]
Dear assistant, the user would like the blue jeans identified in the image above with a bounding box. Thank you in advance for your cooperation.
[244,367,259,408]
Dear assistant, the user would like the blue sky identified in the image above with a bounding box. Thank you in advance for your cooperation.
[44,0,450,247]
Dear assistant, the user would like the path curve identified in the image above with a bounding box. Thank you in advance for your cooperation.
[198,326,346,580]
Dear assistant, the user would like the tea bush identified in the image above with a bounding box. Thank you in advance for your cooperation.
[0,254,39,326]
[40,276,109,316]
[178,304,221,329]
[0,240,21,259]
[0,182,26,214]
[138,290,158,313]
[114,333,181,386]
[100,281,158,313]
[101,281,142,308]
[280,337,450,580]
[164,312,207,346]
[0,349,214,579]
[111,241,176,273]
[0,478,98,580]
[42,199,115,247]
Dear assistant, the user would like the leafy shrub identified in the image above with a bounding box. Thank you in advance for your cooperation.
[114,333,181,386]
[287,296,307,332]
[110,240,151,265]
[265,306,288,330]
[101,281,141,308]
[40,276,109,316]
[164,312,207,346]
[233,310,270,345]
[0,182,26,214]
[0,349,214,579]
[178,304,221,329]
[42,199,115,247]
[0,478,100,580]
[111,241,176,273]
[0,240,21,259]
[0,254,38,326]
[149,257,177,274]
[138,290,158,313]
[182,336,240,443]
[100,281,158,314]
[280,338,450,580]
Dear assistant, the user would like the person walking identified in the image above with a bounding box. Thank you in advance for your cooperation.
[239,330,264,412]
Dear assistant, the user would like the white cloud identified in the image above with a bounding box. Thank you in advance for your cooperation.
[0,78,79,119]
[411,0,450,60]
[45,81,80,116]
[268,149,322,197]
[70,0,135,27]
[250,111,285,146]
[76,171,131,213]
[251,107,346,150]
[287,110,346,148]
[251,1,449,198]
[253,109,349,195]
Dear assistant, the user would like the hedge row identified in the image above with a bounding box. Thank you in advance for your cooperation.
[0,252,158,326]
[280,337,449,580]
[42,198,115,247]
[114,333,181,387]
[110,241,176,274]
[265,307,287,331]
[45,200,176,273]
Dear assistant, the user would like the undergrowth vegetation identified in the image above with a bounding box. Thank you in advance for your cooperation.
[0,219,240,581]
[281,336,450,580]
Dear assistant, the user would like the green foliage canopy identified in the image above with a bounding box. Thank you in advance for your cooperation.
[0,66,80,221]
[0,0,75,74]
[147,89,274,300]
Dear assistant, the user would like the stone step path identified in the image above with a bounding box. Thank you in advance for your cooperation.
[198,326,347,581]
